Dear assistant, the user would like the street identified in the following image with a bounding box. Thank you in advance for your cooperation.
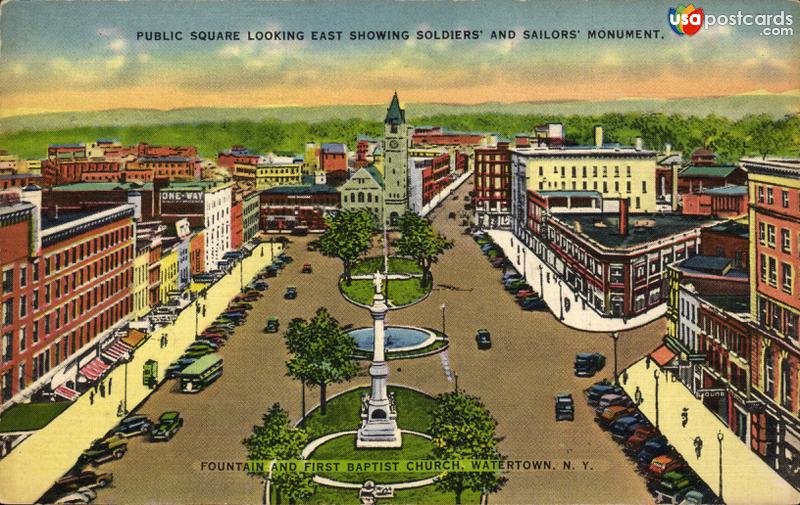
[93,179,664,504]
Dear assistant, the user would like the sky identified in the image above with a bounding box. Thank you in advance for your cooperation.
[0,0,797,116]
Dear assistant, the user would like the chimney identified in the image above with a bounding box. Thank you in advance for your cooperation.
[635,137,643,151]
[594,126,603,148]
[619,197,629,236]
[664,143,672,156]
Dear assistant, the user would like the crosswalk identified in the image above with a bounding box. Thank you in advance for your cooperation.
[439,350,454,382]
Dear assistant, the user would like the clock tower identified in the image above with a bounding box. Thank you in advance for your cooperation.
[382,92,410,227]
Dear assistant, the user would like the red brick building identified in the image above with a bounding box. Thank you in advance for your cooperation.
[230,199,243,250]
[678,165,748,195]
[320,143,348,184]
[422,152,452,207]
[260,184,340,231]
[1,191,134,407]
[412,126,484,146]
[217,146,261,170]
[700,219,749,270]
[1,174,43,191]
[682,185,748,218]
[189,230,205,275]
[473,141,512,229]
[124,157,200,182]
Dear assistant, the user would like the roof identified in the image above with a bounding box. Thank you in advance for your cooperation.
[364,165,384,187]
[49,143,83,148]
[263,184,338,195]
[680,255,732,276]
[692,148,716,157]
[555,213,715,249]
[700,294,750,314]
[650,345,676,367]
[705,219,749,239]
[679,165,739,178]
[137,157,192,163]
[384,92,405,124]
[51,182,153,191]
[539,190,602,199]
[321,143,346,153]
[657,154,682,165]
[179,353,221,376]
[700,185,747,196]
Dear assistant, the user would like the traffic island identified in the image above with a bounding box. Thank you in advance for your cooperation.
[339,277,430,308]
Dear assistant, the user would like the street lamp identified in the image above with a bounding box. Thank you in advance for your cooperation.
[717,430,724,501]
[558,281,564,320]
[453,371,459,393]
[653,369,660,429]
[441,304,447,337]
[611,331,620,385]
[522,247,527,282]
[538,264,544,297]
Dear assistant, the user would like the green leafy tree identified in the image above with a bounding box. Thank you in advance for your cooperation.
[318,209,374,285]
[429,391,507,505]
[396,213,450,286]
[284,308,358,415]
[242,403,315,505]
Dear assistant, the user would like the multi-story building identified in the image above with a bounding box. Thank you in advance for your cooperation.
[339,166,385,225]
[743,157,800,481]
[411,126,485,147]
[45,182,155,220]
[678,164,747,195]
[1,188,135,409]
[158,244,179,304]
[320,143,348,184]
[683,185,749,218]
[242,190,260,243]
[233,155,302,190]
[474,140,512,229]
[408,151,452,214]
[132,242,150,318]
[260,183,340,231]
[230,198,244,250]
[217,146,261,170]
[1,174,44,191]
[159,181,232,270]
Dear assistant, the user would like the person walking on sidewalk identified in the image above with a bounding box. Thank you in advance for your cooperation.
[693,436,703,459]
[681,407,689,428]
[89,391,95,405]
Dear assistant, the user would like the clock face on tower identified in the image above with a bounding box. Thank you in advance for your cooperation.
[388,139,399,149]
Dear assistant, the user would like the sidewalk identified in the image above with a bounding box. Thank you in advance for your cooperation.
[420,169,473,218]
[621,358,800,505]
[487,229,666,332]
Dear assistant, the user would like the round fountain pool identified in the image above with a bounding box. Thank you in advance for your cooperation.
[349,326,436,353]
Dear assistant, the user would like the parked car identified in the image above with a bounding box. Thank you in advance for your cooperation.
[646,454,686,482]
[597,405,638,428]
[636,436,670,467]
[586,381,622,405]
[677,487,713,505]
[301,263,313,274]
[229,302,253,311]
[166,357,198,378]
[244,290,264,298]
[107,415,152,438]
[475,329,492,350]
[187,340,219,352]
[284,286,298,300]
[501,271,520,282]
[625,425,659,454]
[610,415,647,442]
[481,243,497,254]
[520,298,547,311]
[151,411,184,441]
[197,336,226,347]
[79,437,128,465]
[574,352,606,377]
[181,347,215,359]
[207,323,234,332]
[555,393,574,421]
[253,281,270,291]
[54,487,97,504]
[220,311,246,321]
[265,266,279,277]
[653,471,695,504]
[490,257,508,268]
[595,393,632,413]
[264,317,280,333]
[515,289,538,300]
[279,254,294,264]
[307,240,319,252]
[54,469,113,491]
[234,293,259,302]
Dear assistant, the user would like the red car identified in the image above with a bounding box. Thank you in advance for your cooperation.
[625,425,659,454]
[646,454,685,481]
[515,289,537,299]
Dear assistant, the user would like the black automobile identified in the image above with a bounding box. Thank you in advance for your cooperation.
[78,437,128,465]
[475,329,492,350]
[107,415,152,438]
[151,411,184,441]
[555,393,575,421]
[53,469,113,492]
[284,286,298,299]
[574,352,606,377]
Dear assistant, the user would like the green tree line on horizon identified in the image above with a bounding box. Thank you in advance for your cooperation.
[0,112,797,163]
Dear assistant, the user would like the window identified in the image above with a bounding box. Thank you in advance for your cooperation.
[767,224,776,248]
[18,363,25,390]
[2,269,12,293]
[642,181,648,193]
[764,347,775,396]
[2,299,12,325]
[19,266,26,287]
[614,166,619,177]
[627,181,631,193]
[767,187,774,204]
[781,359,792,409]
[32,320,38,344]
[19,295,26,318]
[610,264,624,283]
[782,263,793,293]
[758,186,765,203]
[782,229,792,254]
[769,256,777,287]
[783,190,790,208]
[636,197,641,209]
[18,327,25,353]
[1,333,10,362]
[759,222,766,244]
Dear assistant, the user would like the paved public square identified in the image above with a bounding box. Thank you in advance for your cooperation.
[92,180,665,504]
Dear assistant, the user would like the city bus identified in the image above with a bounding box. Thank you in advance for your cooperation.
[178,354,223,393]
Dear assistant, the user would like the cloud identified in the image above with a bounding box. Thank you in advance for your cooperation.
[109,38,127,52]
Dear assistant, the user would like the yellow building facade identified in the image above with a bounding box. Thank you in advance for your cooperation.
[158,247,179,304]
[132,247,150,318]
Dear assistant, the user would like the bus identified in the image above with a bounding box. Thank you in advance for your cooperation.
[178,353,223,393]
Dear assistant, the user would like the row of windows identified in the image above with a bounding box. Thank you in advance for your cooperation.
[759,253,795,294]
[537,165,633,178]
[756,184,799,212]
[757,296,800,341]
[758,221,800,258]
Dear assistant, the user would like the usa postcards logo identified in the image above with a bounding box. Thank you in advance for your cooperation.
[668,4,704,36]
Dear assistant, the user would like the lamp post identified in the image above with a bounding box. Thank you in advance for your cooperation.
[240,255,244,293]
[538,264,544,297]
[453,371,459,393]
[611,331,620,385]
[653,369,660,429]
[522,247,527,282]
[441,303,447,337]
[717,430,724,502]
[558,281,564,320]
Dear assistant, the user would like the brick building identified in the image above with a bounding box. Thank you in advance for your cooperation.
[260,184,340,231]
[682,185,748,218]
[474,141,512,229]
[678,164,748,195]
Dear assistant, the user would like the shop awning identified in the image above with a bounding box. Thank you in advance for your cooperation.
[79,357,110,381]
[54,384,80,402]
[101,340,133,363]
[650,345,676,367]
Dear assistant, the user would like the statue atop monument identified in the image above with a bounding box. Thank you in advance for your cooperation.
[373,270,383,295]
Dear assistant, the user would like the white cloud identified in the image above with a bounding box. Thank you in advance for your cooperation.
[109,38,127,52]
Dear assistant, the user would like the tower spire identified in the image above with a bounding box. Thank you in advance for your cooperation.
[384,91,405,124]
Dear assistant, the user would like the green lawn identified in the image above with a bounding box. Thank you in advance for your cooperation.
[351,257,422,275]
[0,401,71,433]
[309,433,437,484]
[340,278,429,307]
[299,386,435,439]
[291,484,481,505]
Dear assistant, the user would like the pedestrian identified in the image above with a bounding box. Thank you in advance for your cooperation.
[99,382,106,398]
[634,386,643,406]
[681,407,689,428]
[622,370,629,385]
[93,382,98,393]
[108,377,112,395]
[645,355,651,369]
[693,436,703,459]
[89,391,95,405]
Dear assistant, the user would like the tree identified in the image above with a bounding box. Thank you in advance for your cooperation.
[429,391,507,505]
[284,308,358,415]
[317,209,374,285]
[396,213,450,287]
[242,403,315,505]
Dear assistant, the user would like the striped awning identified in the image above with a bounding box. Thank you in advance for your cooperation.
[54,384,80,402]
[79,357,110,381]
[102,340,133,363]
